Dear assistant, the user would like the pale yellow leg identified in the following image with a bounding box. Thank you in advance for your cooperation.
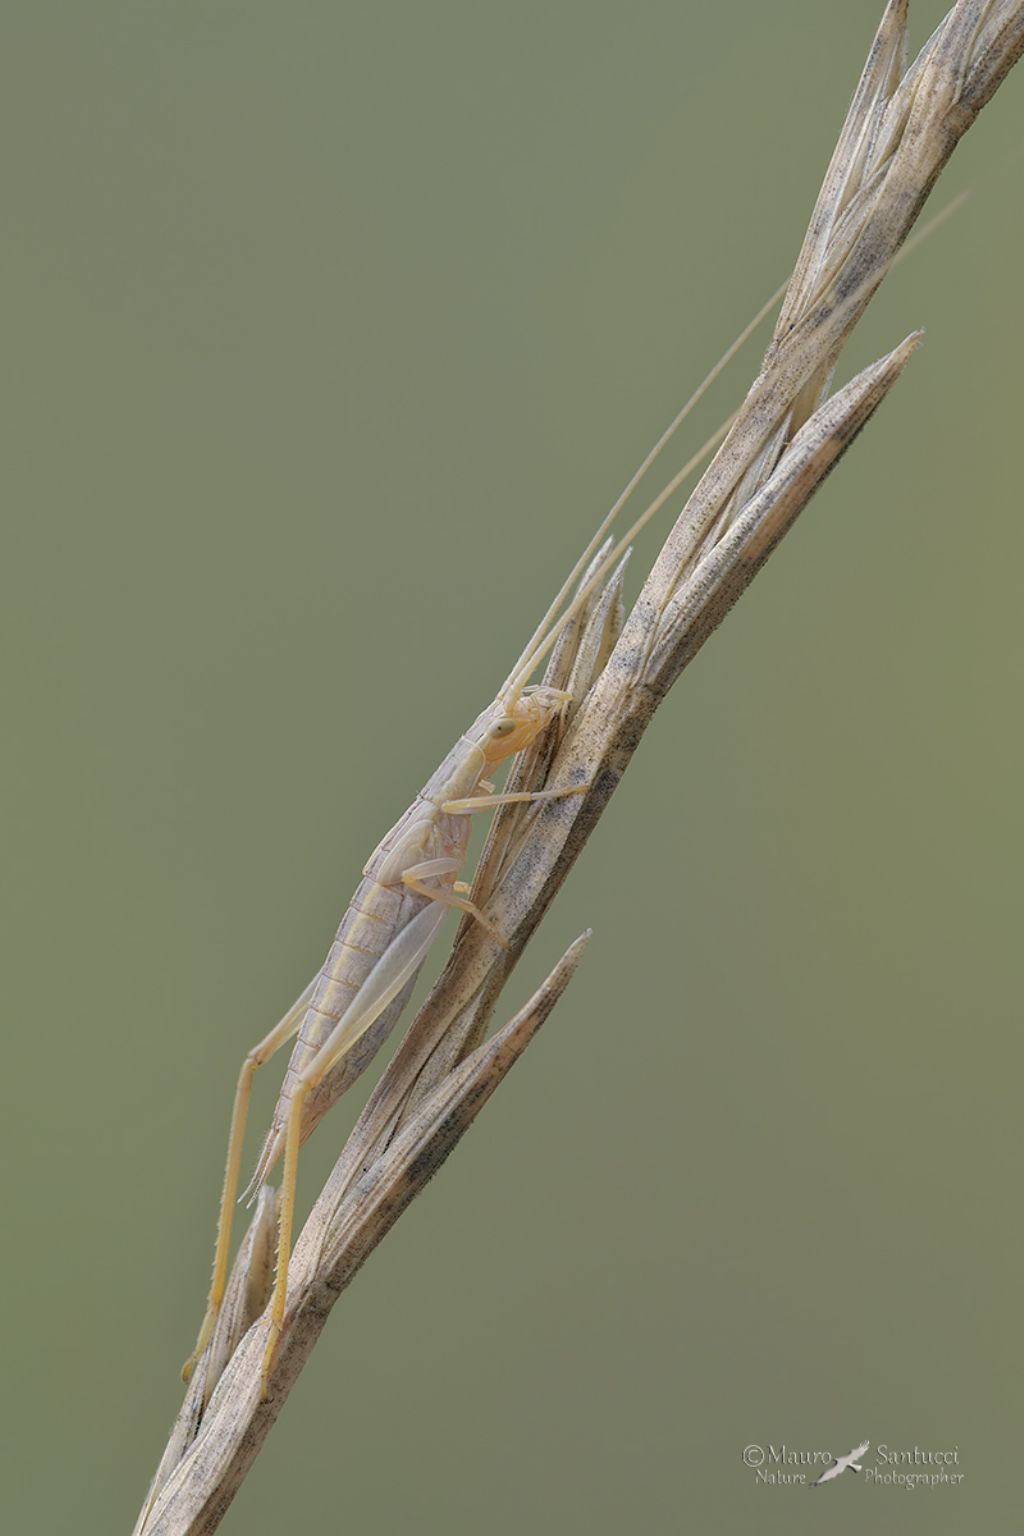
[260,900,448,1397]
[402,867,509,948]
[441,781,590,815]
[413,785,590,943]
[181,977,315,1381]
[261,1086,304,1399]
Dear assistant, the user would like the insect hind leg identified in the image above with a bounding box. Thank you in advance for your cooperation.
[260,900,446,1397]
[181,976,314,1382]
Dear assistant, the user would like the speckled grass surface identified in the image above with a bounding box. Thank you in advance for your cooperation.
[135,5,1024,1531]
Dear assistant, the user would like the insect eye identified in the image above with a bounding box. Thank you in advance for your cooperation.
[491,718,516,738]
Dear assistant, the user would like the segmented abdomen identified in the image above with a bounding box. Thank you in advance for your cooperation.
[249,873,430,1190]
[284,876,424,1109]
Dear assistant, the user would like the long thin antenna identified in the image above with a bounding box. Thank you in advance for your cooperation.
[508,412,734,692]
[897,187,969,262]
[503,187,970,701]
[501,278,788,698]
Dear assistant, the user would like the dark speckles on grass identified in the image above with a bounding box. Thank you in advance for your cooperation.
[135,6,1024,1530]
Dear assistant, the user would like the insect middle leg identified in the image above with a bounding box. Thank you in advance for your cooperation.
[400,856,509,945]
[182,976,316,1381]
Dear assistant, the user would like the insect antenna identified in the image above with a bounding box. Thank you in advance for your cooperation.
[502,185,968,707]
[504,411,732,702]
[501,278,787,704]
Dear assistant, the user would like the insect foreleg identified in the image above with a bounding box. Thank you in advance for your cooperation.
[181,974,316,1382]
[441,781,590,815]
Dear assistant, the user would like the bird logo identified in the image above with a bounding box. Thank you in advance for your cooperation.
[811,1440,870,1487]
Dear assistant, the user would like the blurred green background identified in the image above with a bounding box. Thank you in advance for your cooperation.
[3,3,1021,1531]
